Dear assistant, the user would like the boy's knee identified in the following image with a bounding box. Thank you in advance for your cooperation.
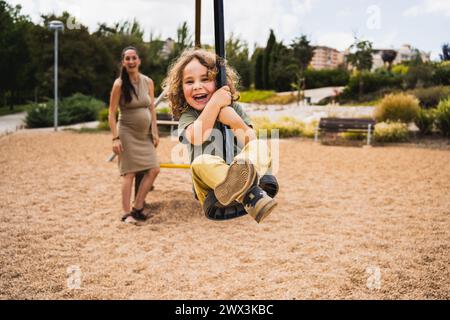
[151,167,160,176]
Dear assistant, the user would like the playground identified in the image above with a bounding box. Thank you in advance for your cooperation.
[1,131,449,299]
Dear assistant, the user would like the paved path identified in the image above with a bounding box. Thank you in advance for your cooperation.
[280,87,345,104]
[0,111,99,135]
[0,112,26,134]
[243,103,374,122]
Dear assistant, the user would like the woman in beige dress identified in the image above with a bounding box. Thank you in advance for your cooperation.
[108,46,160,224]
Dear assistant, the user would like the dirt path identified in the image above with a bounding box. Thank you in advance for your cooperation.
[0,132,449,299]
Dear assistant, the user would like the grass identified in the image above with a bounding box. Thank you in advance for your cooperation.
[239,90,276,103]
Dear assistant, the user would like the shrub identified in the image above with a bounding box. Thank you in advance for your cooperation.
[25,93,106,128]
[374,122,409,142]
[374,93,420,123]
[304,68,350,89]
[391,64,409,76]
[432,63,450,86]
[62,93,105,123]
[342,70,403,100]
[409,86,450,108]
[405,64,435,89]
[98,108,110,130]
[340,132,366,141]
[25,103,59,128]
[251,116,316,138]
[414,108,436,135]
[156,106,171,114]
[435,98,450,137]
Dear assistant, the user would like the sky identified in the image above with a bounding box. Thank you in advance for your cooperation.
[7,0,450,60]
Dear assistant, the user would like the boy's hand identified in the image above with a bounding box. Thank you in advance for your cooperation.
[208,86,232,110]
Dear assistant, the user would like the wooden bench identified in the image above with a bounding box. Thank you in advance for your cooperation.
[314,117,376,145]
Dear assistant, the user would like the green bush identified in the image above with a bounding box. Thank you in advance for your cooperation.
[374,122,409,142]
[435,98,450,137]
[156,106,171,114]
[414,108,436,135]
[409,86,450,108]
[25,93,106,128]
[405,64,434,89]
[304,68,350,89]
[433,63,450,86]
[251,116,316,138]
[25,103,60,128]
[340,132,367,141]
[62,93,105,123]
[342,70,403,100]
[98,108,110,130]
[374,93,420,123]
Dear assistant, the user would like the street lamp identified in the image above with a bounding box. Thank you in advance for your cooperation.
[48,20,64,131]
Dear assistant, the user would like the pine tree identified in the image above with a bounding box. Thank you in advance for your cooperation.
[263,30,276,89]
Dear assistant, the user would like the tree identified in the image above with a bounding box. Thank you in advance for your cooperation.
[440,43,450,61]
[252,48,265,89]
[226,34,251,89]
[171,21,193,61]
[347,38,373,71]
[263,30,276,89]
[347,38,374,98]
[0,1,35,108]
[270,43,297,92]
[381,49,397,71]
[291,35,314,100]
[291,35,314,74]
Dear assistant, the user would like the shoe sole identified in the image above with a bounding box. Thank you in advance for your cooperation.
[255,200,277,223]
[215,161,256,206]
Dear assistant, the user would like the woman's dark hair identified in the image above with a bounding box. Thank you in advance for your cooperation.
[120,46,139,103]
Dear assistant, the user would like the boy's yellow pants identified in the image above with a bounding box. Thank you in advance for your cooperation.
[191,139,272,205]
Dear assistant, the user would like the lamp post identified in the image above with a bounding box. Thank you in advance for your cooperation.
[48,20,64,131]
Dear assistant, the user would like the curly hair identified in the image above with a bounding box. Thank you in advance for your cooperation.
[162,48,240,119]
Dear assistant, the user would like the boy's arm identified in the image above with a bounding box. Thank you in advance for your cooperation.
[218,106,256,146]
[184,86,231,146]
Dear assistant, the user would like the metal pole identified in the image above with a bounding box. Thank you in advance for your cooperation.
[54,29,58,131]
[213,0,232,164]
[195,0,201,48]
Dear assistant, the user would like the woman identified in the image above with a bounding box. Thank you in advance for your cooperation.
[108,46,160,224]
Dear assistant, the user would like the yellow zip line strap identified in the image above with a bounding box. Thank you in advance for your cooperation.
[159,163,191,169]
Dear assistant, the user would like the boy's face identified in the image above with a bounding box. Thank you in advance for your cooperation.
[182,59,216,111]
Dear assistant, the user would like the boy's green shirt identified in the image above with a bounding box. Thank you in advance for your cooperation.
[178,103,252,163]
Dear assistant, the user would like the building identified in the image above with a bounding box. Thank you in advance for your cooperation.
[310,46,345,70]
[160,38,175,58]
[371,44,431,70]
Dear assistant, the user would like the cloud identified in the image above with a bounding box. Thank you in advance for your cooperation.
[403,0,450,17]
[315,31,355,51]
[8,0,318,47]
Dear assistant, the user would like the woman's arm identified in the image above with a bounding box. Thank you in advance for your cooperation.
[109,79,123,154]
[185,86,231,145]
[218,106,256,146]
[148,78,159,147]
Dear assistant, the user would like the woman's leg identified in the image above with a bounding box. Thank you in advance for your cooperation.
[134,167,160,209]
[122,173,136,213]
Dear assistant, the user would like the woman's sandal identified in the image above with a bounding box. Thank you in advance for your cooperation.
[130,207,147,221]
